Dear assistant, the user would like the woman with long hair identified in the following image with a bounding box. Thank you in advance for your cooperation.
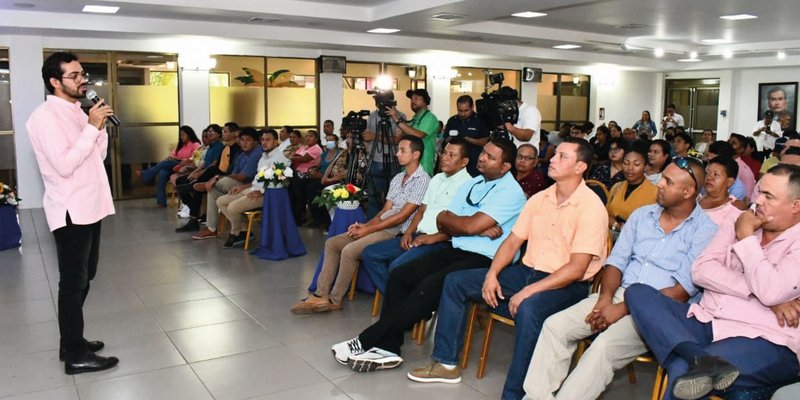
[632,110,658,139]
[138,125,200,207]
[588,137,628,189]
[645,139,672,184]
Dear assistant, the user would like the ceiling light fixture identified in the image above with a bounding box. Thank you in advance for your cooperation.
[430,13,465,21]
[701,39,731,44]
[367,28,400,34]
[677,58,702,62]
[406,67,417,79]
[689,51,699,59]
[720,14,758,20]
[723,50,734,59]
[553,44,581,50]
[82,5,120,14]
[654,48,665,57]
[512,11,547,18]
[778,51,787,60]
[13,3,35,8]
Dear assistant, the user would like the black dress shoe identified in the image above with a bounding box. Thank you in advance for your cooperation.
[65,352,119,375]
[176,218,200,232]
[672,356,740,400]
[59,340,104,361]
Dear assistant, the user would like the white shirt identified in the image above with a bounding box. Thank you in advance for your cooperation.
[750,119,782,151]
[248,146,291,193]
[513,102,541,147]
[662,113,684,129]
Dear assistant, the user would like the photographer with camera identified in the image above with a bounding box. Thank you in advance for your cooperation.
[359,95,406,219]
[502,87,541,147]
[444,95,490,177]
[751,110,782,161]
[386,89,439,176]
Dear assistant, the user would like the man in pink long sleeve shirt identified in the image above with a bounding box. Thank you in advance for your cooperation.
[625,163,800,400]
[26,52,119,375]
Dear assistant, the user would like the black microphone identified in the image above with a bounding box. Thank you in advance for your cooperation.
[85,89,121,127]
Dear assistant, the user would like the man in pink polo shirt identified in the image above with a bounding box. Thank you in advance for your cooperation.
[625,163,800,400]
[26,52,119,375]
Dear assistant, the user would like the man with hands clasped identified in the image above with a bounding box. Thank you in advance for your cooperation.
[523,157,717,400]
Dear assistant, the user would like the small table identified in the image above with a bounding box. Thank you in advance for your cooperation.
[251,188,307,261]
[307,206,376,293]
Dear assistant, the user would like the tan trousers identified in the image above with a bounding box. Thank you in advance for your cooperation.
[523,288,647,400]
[206,177,241,232]
[217,190,264,235]
[314,229,396,305]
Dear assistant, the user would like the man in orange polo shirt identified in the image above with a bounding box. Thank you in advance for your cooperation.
[407,137,608,400]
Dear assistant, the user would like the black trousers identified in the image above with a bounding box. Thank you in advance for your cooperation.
[289,176,312,223]
[358,245,491,355]
[304,179,330,227]
[53,213,102,356]
[176,167,219,217]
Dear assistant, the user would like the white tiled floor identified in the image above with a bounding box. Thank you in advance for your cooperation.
[0,200,657,399]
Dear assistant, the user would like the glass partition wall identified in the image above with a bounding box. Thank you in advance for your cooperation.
[0,48,14,189]
[538,72,591,132]
[210,55,318,129]
[342,62,426,119]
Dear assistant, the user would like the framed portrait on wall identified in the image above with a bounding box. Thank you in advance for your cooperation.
[758,82,797,130]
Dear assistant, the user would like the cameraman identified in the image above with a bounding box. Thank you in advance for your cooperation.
[387,89,439,176]
[363,105,405,219]
[444,95,490,176]
[501,87,542,147]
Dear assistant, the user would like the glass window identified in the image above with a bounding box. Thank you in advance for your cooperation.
[266,57,317,127]
[449,67,520,117]
[0,48,14,187]
[210,55,266,127]
[538,72,590,132]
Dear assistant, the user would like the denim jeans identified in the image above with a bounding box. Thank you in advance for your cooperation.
[141,159,179,206]
[366,162,388,220]
[431,265,589,400]
[361,234,450,293]
[625,284,800,400]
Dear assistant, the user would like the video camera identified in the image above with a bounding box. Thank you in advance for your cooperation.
[341,110,370,133]
[476,72,519,135]
[367,88,397,118]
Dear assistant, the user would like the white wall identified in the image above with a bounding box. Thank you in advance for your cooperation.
[731,66,800,137]
[592,70,660,129]
[178,68,210,134]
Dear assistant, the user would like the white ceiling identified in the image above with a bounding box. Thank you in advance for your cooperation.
[1,0,799,70]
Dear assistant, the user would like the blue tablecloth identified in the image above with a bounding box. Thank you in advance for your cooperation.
[251,188,307,261]
[0,205,21,251]
[307,206,377,294]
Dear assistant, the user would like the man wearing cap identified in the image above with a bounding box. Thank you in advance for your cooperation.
[752,110,782,161]
[388,89,439,175]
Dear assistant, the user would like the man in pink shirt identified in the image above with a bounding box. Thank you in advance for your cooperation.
[26,52,119,375]
[625,163,800,400]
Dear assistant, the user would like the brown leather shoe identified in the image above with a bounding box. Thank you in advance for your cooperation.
[192,228,217,240]
[290,295,331,315]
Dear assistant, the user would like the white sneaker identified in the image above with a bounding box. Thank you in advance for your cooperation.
[331,338,364,365]
[177,204,190,218]
[348,347,403,372]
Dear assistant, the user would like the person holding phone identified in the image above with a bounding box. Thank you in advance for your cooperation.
[443,95,490,176]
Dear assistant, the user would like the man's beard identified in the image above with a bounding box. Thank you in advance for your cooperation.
[64,83,87,100]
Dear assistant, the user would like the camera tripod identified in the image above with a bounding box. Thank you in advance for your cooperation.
[345,113,399,211]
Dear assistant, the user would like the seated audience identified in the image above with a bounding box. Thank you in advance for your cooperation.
[607,143,658,235]
[283,129,301,159]
[609,124,622,139]
[728,133,757,199]
[216,129,289,248]
[781,147,800,167]
[524,157,717,400]
[175,124,238,232]
[625,164,800,400]
[622,127,638,143]
[706,141,748,202]
[360,138,472,293]
[673,131,694,158]
[138,125,200,207]
[645,139,671,184]
[290,136,430,314]
[590,125,610,161]
[699,156,746,226]
[289,130,323,225]
[405,138,607,400]
[330,138,525,371]
[191,128,261,239]
[305,131,349,229]
[515,143,548,198]
[588,137,627,189]
[537,131,556,174]
[740,136,762,178]
[694,128,714,159]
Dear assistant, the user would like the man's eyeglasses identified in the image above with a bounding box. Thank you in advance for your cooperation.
[60,71,89,83]
[466,180,496,207]
[673,156,701,189]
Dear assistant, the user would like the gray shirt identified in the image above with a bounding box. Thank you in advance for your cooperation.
[381,166,430,234]
[365,109,405,164]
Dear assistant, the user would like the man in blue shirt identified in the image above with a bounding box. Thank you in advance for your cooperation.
[523,157,717,400]
[193,127,261,240]
[444,95,490,176]
[331,138,526,371]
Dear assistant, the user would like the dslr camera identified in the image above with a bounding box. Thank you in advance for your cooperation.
[341,110,370,133]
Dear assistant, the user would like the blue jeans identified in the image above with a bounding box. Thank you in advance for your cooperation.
[361,234,450,293]
[431,265,589,400]
[141,159,179,206]
[625,284,800,400]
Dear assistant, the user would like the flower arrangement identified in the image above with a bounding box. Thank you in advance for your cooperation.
[0,182,20,206]
[256,162,294,188]
[313,183,365,209]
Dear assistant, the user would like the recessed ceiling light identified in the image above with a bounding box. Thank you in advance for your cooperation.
[248,17,280,23]
[82,5,119,14]
[778,51,787,60]
[689,51,698,59]
[512,11,547,18]
[654,48,665,57]
[13,3,35,8]
[367,28,400,34]
[430,13,465,21]
[701,38,731,44]
[553,44,581,50]
[678,58,702,62]
[720,13,758,20]
[723,50,734,59]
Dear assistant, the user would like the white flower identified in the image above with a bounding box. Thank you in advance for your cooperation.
[0,194,5,199]
[2,184,9,189]
[7,198,16,206]
[284,167,294,178]
[264,168,275,180]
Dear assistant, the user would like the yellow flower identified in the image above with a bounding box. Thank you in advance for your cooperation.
[340,191,350,199]
[274,169,283,177]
